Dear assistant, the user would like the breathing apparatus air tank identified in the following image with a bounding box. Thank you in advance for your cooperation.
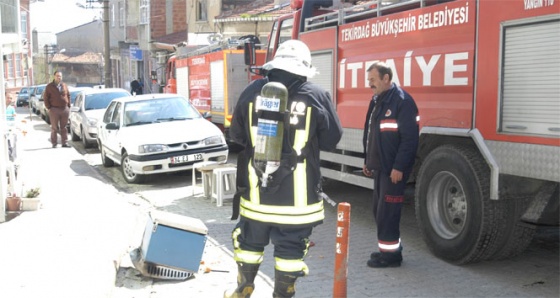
[253,82,289,187]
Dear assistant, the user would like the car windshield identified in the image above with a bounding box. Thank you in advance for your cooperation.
[124,97,201,126]
[85,92,129,110]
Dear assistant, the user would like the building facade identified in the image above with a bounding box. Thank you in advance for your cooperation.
[2,0,32,94]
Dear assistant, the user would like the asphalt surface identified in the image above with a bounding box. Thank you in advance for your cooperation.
[1,107,558,298]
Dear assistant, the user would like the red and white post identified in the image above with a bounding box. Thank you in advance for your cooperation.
[333,202,351,298]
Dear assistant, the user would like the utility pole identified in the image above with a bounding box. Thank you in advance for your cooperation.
[103,0,112,87]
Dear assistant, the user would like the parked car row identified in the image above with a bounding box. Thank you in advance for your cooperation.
[15,85,229,184]
[69,88,131,148]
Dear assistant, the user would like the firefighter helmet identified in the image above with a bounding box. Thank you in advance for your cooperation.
[263,40,317,78]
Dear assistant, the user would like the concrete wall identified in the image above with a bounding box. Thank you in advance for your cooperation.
[57,21,103,54]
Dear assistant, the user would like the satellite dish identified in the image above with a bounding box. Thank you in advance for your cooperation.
[207,33,223,44]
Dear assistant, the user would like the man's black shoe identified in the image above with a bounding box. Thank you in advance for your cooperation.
[370,252,382,261]
[52,144,57,148]
[62,143,70,148]
[367,251,402,268]
[370,245,403,261]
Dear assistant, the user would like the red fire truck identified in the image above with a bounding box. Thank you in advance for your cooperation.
[249,0,559,264]
[164,41,265,137]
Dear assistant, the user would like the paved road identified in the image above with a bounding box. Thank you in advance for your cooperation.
[81,149,559,297]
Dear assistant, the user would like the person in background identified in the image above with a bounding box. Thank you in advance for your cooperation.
[44,70,71,148]
[131,78,143,95]
[362,62,419,268]
[5,93,16,126]
[225,40,342,298]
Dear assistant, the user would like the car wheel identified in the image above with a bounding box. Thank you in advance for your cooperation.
[121,152,144,184]
[81,127,91,149]
[99,142,114,167]
[70,125,80,141]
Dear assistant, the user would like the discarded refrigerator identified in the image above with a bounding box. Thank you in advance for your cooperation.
[131,210,208,280]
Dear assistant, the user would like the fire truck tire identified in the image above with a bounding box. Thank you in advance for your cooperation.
[415,145,504,264]
[121,152,145,184]
[489,194,536,260]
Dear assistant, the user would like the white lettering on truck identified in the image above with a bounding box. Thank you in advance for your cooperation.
[339,51,469,88]
[524,0,555,9]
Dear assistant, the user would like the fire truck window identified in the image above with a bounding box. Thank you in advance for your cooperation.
[279,18,294,44]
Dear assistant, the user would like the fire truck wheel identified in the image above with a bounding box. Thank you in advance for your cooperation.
[415,145,504,265]
[121,152,145,184]
[489,192,536,260]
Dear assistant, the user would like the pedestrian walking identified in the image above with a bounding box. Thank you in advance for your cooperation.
[44,70,71,148]
[362,61,419,268]
[225,39,342,298]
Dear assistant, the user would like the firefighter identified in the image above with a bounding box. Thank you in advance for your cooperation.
[362,62,419,268]
[225,40,342,298]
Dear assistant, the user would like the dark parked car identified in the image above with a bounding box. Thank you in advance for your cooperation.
[16,87,32,107]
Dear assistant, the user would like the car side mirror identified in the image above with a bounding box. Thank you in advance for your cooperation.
[201,111,211,119]
[105,122,119,130]
[70,106,80,113]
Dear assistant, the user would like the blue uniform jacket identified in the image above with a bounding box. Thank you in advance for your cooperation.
[363,83,419,175]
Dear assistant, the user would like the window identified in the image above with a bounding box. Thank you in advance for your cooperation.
[111,102,122,124]
[119,1,125,27]
[103,101,117,123]
[1,0,17,33]
[140,0,149,25]
[110,3,115,27]
[20,11,28,40]
[15,55,21,77]
[6,54,14,78]
[197,0,207,22]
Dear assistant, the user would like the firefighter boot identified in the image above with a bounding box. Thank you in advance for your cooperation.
[367,250,403,268]
[370,245,403,262]
[272,269,300,298]
[223,262,260,298]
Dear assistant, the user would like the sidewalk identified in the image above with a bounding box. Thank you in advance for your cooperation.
[0,110,148,298]
[0,109,274,298]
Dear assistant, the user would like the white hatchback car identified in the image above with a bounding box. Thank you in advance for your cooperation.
[69,88,131,148]
[97,94,228,183]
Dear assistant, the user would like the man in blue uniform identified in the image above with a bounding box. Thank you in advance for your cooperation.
[363,62,419,268]
[225,40,342,297]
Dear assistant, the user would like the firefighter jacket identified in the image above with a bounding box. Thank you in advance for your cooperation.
[230,76,342,228]
[363,83,419,175]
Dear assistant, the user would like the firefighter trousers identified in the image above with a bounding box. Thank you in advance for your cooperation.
[371,170,407,251]
[232,218,312,266]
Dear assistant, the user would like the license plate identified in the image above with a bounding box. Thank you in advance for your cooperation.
[170,153,203,164]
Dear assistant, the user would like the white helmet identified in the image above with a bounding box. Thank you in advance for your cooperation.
[262,40,317,78]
